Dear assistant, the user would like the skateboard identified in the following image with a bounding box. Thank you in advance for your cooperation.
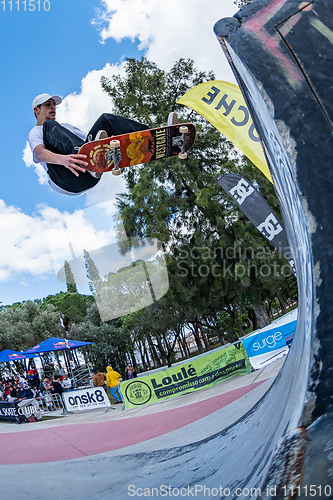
[78,123,196,175]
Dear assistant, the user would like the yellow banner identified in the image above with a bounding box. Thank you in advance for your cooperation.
[177,81,272,183]
[120,343,251,409]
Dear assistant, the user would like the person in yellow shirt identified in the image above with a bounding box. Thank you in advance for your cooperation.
[105,366,122,404]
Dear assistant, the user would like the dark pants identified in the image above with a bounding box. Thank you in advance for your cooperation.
[43,113,149,194]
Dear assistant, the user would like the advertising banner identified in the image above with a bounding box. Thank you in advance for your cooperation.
[0,399,42,423]
[63,387,111,412]
[218,173,296,276]
[121,343,251,409]
[177,80,272,182]
[242,318,297,370]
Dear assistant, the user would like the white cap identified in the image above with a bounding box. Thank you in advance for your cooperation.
[32,93,62,111]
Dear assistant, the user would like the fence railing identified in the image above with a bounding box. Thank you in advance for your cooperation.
[71,363,93,388]
[36,392,65,415]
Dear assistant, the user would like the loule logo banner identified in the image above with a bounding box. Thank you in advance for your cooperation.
[121,343,251,409]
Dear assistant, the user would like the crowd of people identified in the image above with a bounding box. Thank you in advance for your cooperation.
[0,363,138,408]
[0,368,72,408]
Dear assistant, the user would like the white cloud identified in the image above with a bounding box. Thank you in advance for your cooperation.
[56,62,127,132]
[0,200,122,283]
[84,167,128,207]
[93,0,238,80]
[0,201,62,281]
[22,142,49,185]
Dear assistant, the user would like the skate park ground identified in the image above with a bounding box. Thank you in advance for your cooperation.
[0,357,284,499]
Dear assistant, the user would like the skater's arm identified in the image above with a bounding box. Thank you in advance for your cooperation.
[33,145,88,177]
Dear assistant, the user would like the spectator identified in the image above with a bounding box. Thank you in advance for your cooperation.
[40,377,54,411]
[8,384,19,402]
[62,375,72,391]
[105,366,122,404]
[52,376,64,399]
[125,366,137,380]
[16,385,34,402]
[92,369,106,391]
[27,367,40,389]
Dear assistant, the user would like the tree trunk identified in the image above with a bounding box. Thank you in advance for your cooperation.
[215,327,225,346]
[251,283,270,328]
[179,331,190,358]
[275,286,288,315]
[136,340,146,369]
[130,352,138,371]
[143,340,151,370]
[147,334,162,368]
[191,324,204,354]
[177,336,185,359]
[235,310,245,337]
[155,334,168,366]
[252,304,270,328]
[226,308,237,343]
[200,328,211,351]
[247,308,257,331]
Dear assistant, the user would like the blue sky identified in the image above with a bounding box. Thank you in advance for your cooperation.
[2,0,140,212]
[0,0,237,306]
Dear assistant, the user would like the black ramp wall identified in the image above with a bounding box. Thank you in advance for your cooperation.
[9,2,333,498]
[214,0,333,494]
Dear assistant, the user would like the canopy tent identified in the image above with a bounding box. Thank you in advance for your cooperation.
[23,337,94,388]
[0,349,37,362]
[24,337,93,354]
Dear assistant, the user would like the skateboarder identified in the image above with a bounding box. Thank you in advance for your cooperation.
[27,93,151,196]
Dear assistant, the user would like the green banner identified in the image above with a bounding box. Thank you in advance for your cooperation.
[121,342,251,409]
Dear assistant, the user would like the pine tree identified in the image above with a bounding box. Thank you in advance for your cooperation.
[83,250,102,295]
[64,260,78,293]
[100,57,291,331]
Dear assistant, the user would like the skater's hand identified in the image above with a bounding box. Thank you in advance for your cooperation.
[62,154,88,177]
[33,146,89,177]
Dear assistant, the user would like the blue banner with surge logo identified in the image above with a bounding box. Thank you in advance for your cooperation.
[242,312,297,369]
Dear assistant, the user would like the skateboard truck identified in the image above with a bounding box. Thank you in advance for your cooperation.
[108,139,122,176]
[172,126,188,160]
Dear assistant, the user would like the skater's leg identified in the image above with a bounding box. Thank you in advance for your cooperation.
[43,120,84,155]
[43,121,99,193]
[87,113,149,139]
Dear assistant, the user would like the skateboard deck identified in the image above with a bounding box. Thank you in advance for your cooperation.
[78,123,196,174]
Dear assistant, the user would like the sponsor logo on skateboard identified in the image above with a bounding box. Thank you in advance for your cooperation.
[89,144,114,170]
[126,132,145,165]
[156,128,166,159]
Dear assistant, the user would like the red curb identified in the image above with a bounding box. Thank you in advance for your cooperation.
[0,380,265,464]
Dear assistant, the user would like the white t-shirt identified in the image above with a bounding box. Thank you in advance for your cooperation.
[27,123,88,196]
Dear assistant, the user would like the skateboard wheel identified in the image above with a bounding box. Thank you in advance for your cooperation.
[112,168,122,176]
[179,126,188,134]
[178,152,187,160]
[110,139,120,148]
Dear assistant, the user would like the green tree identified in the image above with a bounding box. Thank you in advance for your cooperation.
[83,249,102,295]
[64,260,78,293]
[0,300,61,352]
[41,292,94,331]
[100,57,294,336]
